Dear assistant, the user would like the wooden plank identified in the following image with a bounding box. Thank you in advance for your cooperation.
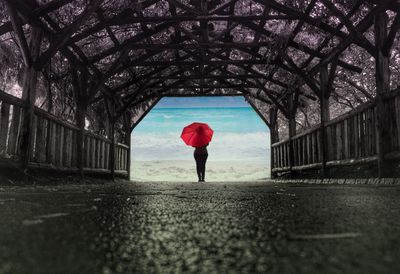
[99,141,104,169]
[307,134,314,164]
[7,105,22,156]
[335,122,341,160]
[71,130,77,167]
[56,124,64,166]
[105,143,109,169]
[29,115,38,162]
[34,116,47,162]
[313,131,319,163]
[325,125,331,161]
[84,136,90,168]
[369,107,374,156]
[64,128,72,167]
[91,137,96,169]
[396,95,400,150]
[277,146,281,168]
[46,120,56,165]
[88,136,94,168]
[0,102,10,155]
[93,138,98,169]
[97,139,102,169]
[316,130,321,163]
[365,109,370,156]
[354,113,359,158]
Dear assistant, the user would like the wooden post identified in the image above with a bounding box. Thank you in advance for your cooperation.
[123,115,132,180]
[19,27,43,172]
[287,92,297,177]
[269,107,278,178]
[104,98,117,181]
[71,67,89,178]
[374,12,390,178]
[75,101,87,177]
[109,120,116,181]
[319,64,330,178]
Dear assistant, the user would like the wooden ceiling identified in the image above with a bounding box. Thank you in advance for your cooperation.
[1,0,399,112]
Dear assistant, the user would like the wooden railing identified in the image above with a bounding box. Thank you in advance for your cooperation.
[272,90,400,173]
[0,90,129,176]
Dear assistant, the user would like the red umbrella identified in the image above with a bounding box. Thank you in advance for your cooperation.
[181,122,213,147]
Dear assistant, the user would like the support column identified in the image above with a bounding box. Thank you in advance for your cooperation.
[19,27,43,172]
[71,68,89,179]
[269,107,278,178]
[109,120,116,181]
[319,65,330,178]
[374,12,390,178]
[76,101,88,178]
[104,98,117,181]
[287,92,297,177]
[123,114,132,180]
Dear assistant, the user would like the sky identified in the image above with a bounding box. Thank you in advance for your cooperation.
[156,96,251,108]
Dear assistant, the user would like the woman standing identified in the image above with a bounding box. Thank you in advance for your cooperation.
[194,144,208,182]
[181,122,213,183]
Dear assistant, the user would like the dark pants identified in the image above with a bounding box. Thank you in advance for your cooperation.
[194,153,208,181]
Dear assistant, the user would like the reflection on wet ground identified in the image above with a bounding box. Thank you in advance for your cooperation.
[0,180,400,273]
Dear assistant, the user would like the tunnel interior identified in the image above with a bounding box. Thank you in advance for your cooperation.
[0,0,398,180]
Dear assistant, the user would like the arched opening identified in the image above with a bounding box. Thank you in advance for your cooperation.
[130,96,270,182]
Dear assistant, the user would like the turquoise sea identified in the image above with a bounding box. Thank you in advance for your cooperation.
[131,106,271,181]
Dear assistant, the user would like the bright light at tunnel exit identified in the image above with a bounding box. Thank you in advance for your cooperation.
[131,96,271,182]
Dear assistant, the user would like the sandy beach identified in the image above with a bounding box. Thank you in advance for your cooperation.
[131,159,270,182]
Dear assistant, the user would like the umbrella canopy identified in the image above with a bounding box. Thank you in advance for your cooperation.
[181,122,214,147]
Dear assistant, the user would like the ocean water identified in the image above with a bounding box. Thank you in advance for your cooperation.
[131,107,271,181]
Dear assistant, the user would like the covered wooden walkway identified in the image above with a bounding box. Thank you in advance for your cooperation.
[0,0,399,179]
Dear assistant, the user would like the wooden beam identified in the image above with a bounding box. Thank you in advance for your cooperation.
[112,59,274,67]
[85,21,178,64]
[320,0,375,56]
[383,12,400,55]
[35,0,103,69]
[281,53,320,96]
[146,84,260,89]
[300,0,364,70]
[239,20,362,73]
[309,2,394,75]
[5,2,32,67]
[0,0,74,36]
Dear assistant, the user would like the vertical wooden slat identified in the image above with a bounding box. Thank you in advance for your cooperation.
[7,106,22,156]
[313,131,318,163]
[35,116,46,162]
[71,130,77,167]
[396,96,400,151]
[29,115,38,162]
[84,136,89,168]
[88,136,93,168]
[354,114,359,158]
[94,138,99,169]
[0,102,10,154]
[56,124,64,166]
[63,128,72,167]
[46,120,56,165]
[309,134,313,164]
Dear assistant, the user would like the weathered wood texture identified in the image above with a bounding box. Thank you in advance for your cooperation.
[0,91,129,176]
[272,90,400,175]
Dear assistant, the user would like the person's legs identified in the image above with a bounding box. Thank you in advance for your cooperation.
[194,154,202,181]
[201,154,208,181]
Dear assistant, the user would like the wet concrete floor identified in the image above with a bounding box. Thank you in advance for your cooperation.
[0,180,400,274]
